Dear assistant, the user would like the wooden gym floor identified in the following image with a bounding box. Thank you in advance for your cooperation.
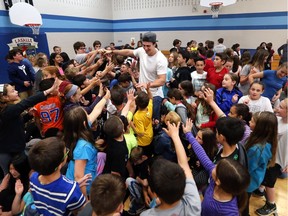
[250,178,288,216]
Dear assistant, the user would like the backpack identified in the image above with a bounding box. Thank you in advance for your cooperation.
[23,203,41,216]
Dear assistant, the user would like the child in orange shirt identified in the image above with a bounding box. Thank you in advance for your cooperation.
[33,78,64,137]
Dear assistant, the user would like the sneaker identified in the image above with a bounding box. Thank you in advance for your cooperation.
[253,188,265,197]
[256,201,277,216]
[128,199,146,215]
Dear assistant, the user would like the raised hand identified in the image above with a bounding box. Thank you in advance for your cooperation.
[46,78,59,95]
[232,94,239,103]
[104,88,111,100]
[15,179,24,195]
[98,83,104,97]
[126,89,136,102]
[182,118,193,134]
[162,121,180,139]
[203,88,214,104]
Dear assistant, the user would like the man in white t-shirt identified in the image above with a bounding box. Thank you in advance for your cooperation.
[104,32,167,120]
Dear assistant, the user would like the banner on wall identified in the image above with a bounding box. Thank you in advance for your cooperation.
[7,37,39,57]
[0,33,49,84]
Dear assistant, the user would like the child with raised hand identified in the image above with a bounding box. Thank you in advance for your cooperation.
[64,88,110,198]
[0,79,58,178]
[190,128,218,189]
[194,83,217,134]
[183,119,250,216]
[200,88,249,169]
[132,83,154,157]
[140,120,201,216]
[238,81,273,113]
[62,81,103,113]
[242,111,278,216]
[216,73,243,115]
[33,78,64,138]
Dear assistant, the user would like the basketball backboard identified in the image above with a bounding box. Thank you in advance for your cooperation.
[9,2,42,26]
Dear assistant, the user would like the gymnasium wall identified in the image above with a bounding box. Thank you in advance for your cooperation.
[0,0,287,82]
[112,0,287,51]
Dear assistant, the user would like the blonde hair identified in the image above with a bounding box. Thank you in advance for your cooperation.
[165,111,181,125]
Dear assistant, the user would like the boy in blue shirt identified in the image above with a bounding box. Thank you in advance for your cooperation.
[28,137,86,215]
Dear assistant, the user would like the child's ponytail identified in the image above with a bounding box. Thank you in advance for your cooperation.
[237,191,248,213]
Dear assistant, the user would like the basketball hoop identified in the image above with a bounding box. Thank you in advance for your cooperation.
[209,2,223,18]
[25,24,41,35]
[200,0,236,18]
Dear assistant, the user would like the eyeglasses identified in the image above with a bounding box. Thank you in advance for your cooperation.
[79,47,86,50]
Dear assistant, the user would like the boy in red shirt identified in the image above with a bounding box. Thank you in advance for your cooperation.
[207,53,228,89]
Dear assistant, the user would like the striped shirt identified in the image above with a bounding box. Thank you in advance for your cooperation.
[30,172,86,216]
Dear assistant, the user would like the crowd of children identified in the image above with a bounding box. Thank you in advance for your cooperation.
[0,34,287,216]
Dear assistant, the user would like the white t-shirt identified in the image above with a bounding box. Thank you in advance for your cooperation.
[75,53,87,64]
[276,117,288,169]
[238,95,273,113]
[213,44,226,53]
[191,71,207,92]
[133,48,167,98]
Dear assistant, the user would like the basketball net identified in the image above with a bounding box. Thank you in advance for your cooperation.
[25,23,41,35]
[210,2,223,18]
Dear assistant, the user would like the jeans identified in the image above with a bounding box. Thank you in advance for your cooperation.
[152,96,162,121]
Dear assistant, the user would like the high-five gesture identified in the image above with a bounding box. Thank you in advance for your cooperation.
[182,118,193,134]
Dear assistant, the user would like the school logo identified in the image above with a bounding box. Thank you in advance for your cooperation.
[7,37,38,57]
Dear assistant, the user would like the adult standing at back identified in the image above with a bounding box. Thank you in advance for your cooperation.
[213,38,226,53]
[277,39,288,66]
[104,32,167,120]
[7,50,35,100]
